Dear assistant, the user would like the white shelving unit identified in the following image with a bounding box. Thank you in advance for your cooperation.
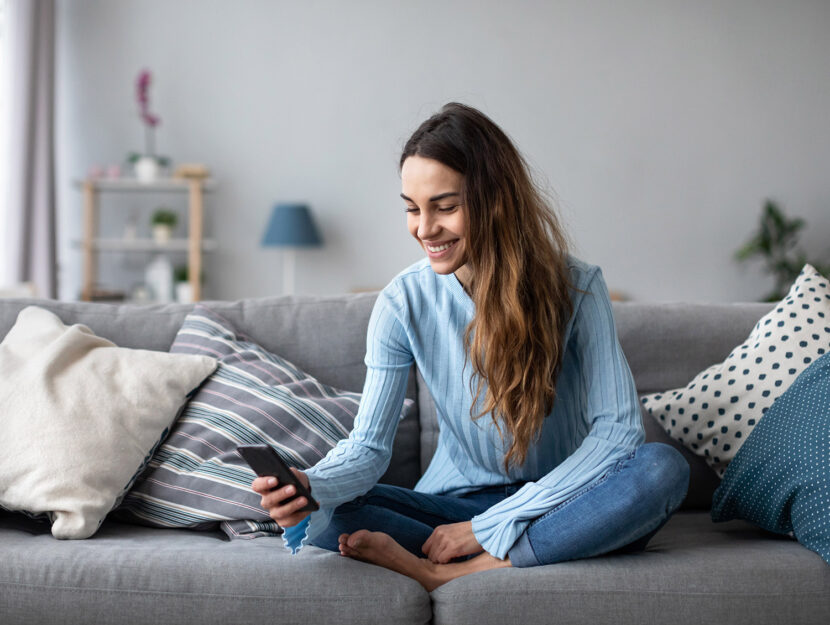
[72,177,217,302]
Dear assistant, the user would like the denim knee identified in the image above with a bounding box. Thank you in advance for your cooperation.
[637,442,690,512]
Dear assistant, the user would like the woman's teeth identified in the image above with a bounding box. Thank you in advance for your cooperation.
[427,240,457,253]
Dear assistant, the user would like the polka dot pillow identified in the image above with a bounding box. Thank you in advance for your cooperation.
[640,264,830,478]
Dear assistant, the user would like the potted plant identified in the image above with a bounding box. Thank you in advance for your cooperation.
[151,208,177,244]
[173,265,205,304]
[128,69,171,182]
[735,199,830,301]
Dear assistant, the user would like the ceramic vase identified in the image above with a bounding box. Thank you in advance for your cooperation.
[135,156,160,183]
[152,224,172,244]
[175,281,194,304]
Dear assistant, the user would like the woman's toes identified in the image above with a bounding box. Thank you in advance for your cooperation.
[346,529,372,549]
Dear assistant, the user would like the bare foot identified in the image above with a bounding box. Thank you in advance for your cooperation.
[338,530,511,592]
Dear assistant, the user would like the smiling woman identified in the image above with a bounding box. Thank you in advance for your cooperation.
[252,102,690,592]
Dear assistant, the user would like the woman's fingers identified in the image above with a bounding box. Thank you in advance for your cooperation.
[427,544,446,564]
[270,494,309,520]
[422,528,447,561]
[421,534,433,556]
[254,480,311,527]
[250,470,313,528]
[422,522,479,563]
[260,483,296,509]
[435,549,452,564]
[251,476,278,494]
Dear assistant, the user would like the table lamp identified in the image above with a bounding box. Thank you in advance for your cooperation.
[262,203,323,295]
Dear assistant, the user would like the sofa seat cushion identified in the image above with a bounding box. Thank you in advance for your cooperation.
[0,516,430,625]
[430,512,830,625]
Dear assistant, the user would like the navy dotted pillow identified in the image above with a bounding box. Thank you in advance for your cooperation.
[711,351,830,564]
[641,264,830,477]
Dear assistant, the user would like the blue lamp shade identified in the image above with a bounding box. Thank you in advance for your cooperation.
[262,203,323,247]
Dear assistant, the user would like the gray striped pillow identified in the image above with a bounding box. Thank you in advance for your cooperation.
[115,304,413,538]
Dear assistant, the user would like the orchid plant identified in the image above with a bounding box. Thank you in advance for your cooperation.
[128,69,170,167]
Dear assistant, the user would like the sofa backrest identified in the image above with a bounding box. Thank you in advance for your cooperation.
[0,296,775,510]
[0,294,421,489]
[0,295,380,388]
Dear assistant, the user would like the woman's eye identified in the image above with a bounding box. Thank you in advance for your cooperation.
[438,205,459,212]
[404,206,419,213]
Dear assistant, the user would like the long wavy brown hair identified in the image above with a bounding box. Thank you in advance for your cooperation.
[401,103,578,474]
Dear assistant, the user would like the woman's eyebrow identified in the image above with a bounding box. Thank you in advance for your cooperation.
[400,192,460,202]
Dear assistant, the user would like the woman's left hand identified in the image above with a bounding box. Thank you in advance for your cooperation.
[421,521,483,564]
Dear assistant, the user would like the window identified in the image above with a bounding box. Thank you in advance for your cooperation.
[0,0,7,282]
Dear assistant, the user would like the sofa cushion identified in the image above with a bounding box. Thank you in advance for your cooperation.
[0,515,431,625]
[116,304,415,538]
[0,306,216,539]
[429,512,830,625]
[712,351,830,564]
[640,264,830,477]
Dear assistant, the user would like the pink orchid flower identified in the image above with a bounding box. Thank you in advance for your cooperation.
[135,69,161,127]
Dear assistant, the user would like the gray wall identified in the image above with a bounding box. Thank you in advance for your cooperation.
[55,0,830,302]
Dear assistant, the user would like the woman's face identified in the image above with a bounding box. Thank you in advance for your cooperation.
[400,156,471,285]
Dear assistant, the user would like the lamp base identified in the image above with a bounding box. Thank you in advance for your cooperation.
[283,248,295,295]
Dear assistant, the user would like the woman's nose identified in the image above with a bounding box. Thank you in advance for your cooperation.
[418,213,438,240]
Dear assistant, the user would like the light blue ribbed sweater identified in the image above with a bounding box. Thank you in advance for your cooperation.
[283,255,645,558]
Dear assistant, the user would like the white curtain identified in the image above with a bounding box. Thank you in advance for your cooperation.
[0,0,56,298]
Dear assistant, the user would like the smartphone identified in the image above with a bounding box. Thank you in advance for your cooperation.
[236,444,319,512]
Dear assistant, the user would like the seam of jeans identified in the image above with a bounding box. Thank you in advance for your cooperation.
[526,534,542,567]
[528,450,634,527]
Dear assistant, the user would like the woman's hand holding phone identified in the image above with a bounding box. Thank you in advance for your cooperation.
[239,444,318,527]
[252,468,313,527]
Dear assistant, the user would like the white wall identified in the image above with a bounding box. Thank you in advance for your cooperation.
[55,0,830,302]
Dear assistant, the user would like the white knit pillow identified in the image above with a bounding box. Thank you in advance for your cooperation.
[0,306,217,539]
[640,264,830,478]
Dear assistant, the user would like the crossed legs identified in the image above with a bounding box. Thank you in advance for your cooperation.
[313,443,689,591]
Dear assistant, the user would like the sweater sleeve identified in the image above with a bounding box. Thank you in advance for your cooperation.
[469,267,645,559]
[282,284,414,554]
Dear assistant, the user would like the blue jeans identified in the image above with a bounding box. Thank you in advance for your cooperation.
[308,442,690,567]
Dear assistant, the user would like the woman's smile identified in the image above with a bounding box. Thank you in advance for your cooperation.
[424,239,459,258]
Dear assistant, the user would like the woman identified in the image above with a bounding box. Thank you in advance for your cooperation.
[252,103,690,591]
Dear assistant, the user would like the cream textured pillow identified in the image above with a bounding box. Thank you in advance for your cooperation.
[640,264,830,478]
[0,306,217,539]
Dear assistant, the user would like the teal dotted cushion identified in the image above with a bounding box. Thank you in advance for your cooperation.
[711,351,830,564]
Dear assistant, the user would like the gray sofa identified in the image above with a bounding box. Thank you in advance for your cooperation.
[0,294,828,625]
